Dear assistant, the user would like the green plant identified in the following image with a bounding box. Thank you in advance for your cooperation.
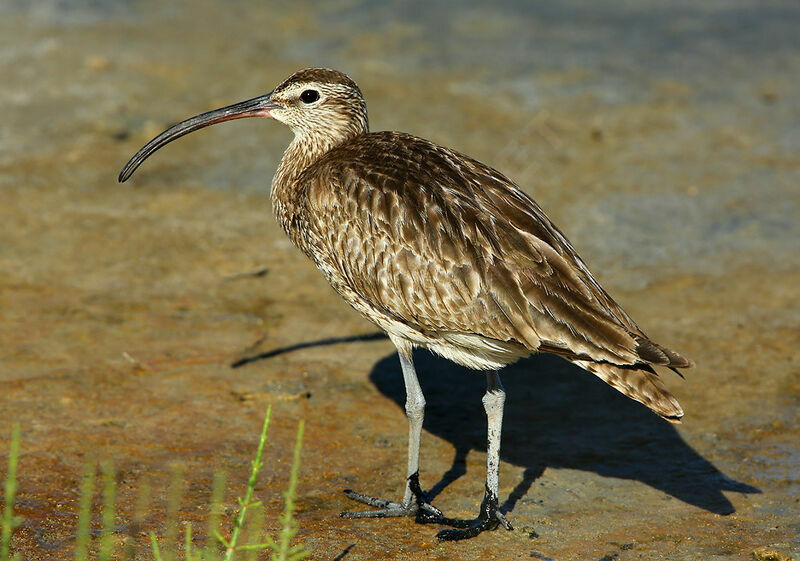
[270,419,307,561]
[4,407,309,561]
[99,461,116,561]
[74,462,95,561]
[1,423,22,561]
[149,405,309,561]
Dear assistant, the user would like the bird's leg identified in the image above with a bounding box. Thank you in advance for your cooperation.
[340,346,443,522]
[437,371,514,541]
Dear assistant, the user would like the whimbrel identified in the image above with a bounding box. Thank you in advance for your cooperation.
[119,68,693,540]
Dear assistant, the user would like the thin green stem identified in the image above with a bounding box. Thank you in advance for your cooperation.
[237,540,275,551]
[150,531,163,561]
[98,461,116,561]
[74,462,96,561]
[124,476,150,561]
[223,405,272,561]
[205,470,226,559]
[1,424,20,561]
[274,420,307,561]
[184,523,192,561]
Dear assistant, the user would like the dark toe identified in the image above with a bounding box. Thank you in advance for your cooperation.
[436,518,497,541]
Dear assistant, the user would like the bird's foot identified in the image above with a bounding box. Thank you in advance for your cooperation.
[435,486,513,541]
[340,472,444,523]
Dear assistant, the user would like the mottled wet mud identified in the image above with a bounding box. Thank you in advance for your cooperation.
[1,1,798,560]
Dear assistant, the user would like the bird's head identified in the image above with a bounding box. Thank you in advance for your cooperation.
[268,68,369,144]
[119,68,368,183]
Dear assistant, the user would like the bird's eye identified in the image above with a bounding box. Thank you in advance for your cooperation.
[300,89,320,104]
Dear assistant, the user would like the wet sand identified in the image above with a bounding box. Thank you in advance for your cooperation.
[1,1,798,559]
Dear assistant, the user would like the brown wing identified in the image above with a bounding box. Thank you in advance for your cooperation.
[298,131,692,371]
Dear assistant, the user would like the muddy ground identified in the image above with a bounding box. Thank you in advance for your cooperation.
[1,1,798,560]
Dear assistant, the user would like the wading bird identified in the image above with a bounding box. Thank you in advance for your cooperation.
[119,68,693,540]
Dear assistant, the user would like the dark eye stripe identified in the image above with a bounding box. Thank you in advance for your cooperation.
[300,89,320,103]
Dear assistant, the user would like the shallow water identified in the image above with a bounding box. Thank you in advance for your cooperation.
[1,1,798,559]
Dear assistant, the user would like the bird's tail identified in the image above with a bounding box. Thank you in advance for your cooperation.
[572,360,684,422]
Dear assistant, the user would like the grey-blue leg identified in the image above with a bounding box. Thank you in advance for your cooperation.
[341,341,443,521]
[437,371,514,540]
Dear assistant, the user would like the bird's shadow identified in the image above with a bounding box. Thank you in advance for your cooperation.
[234,335,759,515]
[368,349,759,516]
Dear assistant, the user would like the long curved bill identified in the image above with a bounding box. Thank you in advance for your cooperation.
[118,93,280,183]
